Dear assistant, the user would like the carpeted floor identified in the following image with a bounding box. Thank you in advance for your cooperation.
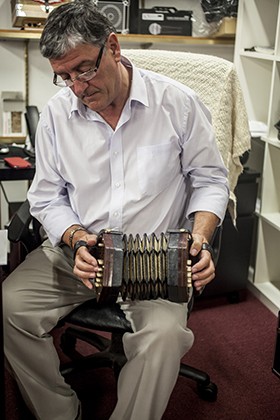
[4,290,280,419]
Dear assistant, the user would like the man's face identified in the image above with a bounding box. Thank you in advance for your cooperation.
[50,36,121,113]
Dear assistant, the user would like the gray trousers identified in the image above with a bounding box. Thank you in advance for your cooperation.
[3,240,194,420]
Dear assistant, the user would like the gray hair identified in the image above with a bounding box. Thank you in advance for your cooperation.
[40,0,115,59]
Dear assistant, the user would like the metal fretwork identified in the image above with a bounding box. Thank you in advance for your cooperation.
[88,229,193,304]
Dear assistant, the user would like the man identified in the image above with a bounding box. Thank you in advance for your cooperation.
[3,1,229,419]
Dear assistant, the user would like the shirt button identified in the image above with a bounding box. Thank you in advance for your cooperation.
[114,211,119,217]
[115,182,120,188]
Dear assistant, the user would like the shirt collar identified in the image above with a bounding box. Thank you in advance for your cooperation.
[69,91,87,119]
[68,54,149,120]
[122,55,149,108]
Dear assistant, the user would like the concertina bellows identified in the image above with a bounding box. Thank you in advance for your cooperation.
[88,229,194,304]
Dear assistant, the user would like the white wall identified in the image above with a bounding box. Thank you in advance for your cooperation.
[0,0,60,111]
[0,0,234,111]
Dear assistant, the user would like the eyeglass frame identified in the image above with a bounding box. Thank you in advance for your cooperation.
[53,44,105,88]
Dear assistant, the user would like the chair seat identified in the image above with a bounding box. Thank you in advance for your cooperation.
[65,299,133,334]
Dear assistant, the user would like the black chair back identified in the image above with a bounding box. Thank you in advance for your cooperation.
[25,105,39,151]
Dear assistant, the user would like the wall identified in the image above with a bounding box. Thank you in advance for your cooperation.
[0,0,61,111]
[0,0,234,111]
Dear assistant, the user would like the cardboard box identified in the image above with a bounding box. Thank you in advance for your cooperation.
[213,17,237,38]
[138,7,192,36]
[11,0,66,28]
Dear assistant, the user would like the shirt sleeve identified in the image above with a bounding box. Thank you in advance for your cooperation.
[27,110,81,247]
[181,93,230,224]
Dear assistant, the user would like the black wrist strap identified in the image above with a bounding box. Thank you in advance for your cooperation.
[73,240,88,260]
[201,242,214,260]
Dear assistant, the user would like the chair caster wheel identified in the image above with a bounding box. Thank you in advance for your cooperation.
[197,381,218,401]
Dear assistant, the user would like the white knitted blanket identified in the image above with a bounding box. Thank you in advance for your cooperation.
[123,49,251,219]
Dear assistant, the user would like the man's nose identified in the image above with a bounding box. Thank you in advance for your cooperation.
[71,79,89,95]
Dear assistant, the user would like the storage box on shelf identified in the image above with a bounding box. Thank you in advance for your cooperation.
[234,0,280,315]
[213,17,237,38]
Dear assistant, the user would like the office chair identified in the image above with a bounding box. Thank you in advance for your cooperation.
[24,105,39,157]
[7,49,251,406]
[7,198,221,402]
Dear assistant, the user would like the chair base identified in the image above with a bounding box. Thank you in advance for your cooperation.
[60,326,127,378]
[60,325,218,401]
[179,362,218,401]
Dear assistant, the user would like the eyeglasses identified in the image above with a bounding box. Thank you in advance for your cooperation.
[53,45,104,88]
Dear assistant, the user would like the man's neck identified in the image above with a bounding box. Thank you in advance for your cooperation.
[98,63,132,130]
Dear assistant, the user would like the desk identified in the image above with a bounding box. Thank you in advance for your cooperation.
[0,146,35,420]
[0,146,35,181]
[0,146,35,226]
[0,161,35,181]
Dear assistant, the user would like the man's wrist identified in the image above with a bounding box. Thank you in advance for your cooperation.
[68,226,87,248]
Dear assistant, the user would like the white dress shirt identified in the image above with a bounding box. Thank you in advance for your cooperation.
[28,57,229,246]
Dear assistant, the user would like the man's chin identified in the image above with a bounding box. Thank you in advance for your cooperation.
[82,98,100,111]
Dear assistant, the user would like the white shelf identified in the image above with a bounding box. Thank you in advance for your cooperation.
[247,281,280,316]
[235,0,280,314]
[240,51,278,61]
[266,137,280,146]
[261,213,280,230]
[237,55,273,122]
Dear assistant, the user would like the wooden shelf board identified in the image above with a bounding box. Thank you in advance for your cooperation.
[0,29,42,40]
[0,136,26,144]
[119,34,234,46]
[0,29,235,45]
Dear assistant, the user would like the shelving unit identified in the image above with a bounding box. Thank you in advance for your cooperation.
[0,27,235,113]
[234,0,280,315]
[0,29,235,46]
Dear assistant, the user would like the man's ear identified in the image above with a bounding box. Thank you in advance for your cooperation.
[107,33,121,61]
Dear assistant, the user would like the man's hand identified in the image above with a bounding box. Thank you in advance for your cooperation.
[72,234,100,289]
[190,232,216,293]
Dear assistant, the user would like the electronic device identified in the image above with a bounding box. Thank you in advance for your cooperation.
[138,7,192,36]
[93,0,130,34]
[128,0,138,34]
[4,156,32,169]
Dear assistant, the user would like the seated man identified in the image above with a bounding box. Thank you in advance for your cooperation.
[3,1,229,419]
